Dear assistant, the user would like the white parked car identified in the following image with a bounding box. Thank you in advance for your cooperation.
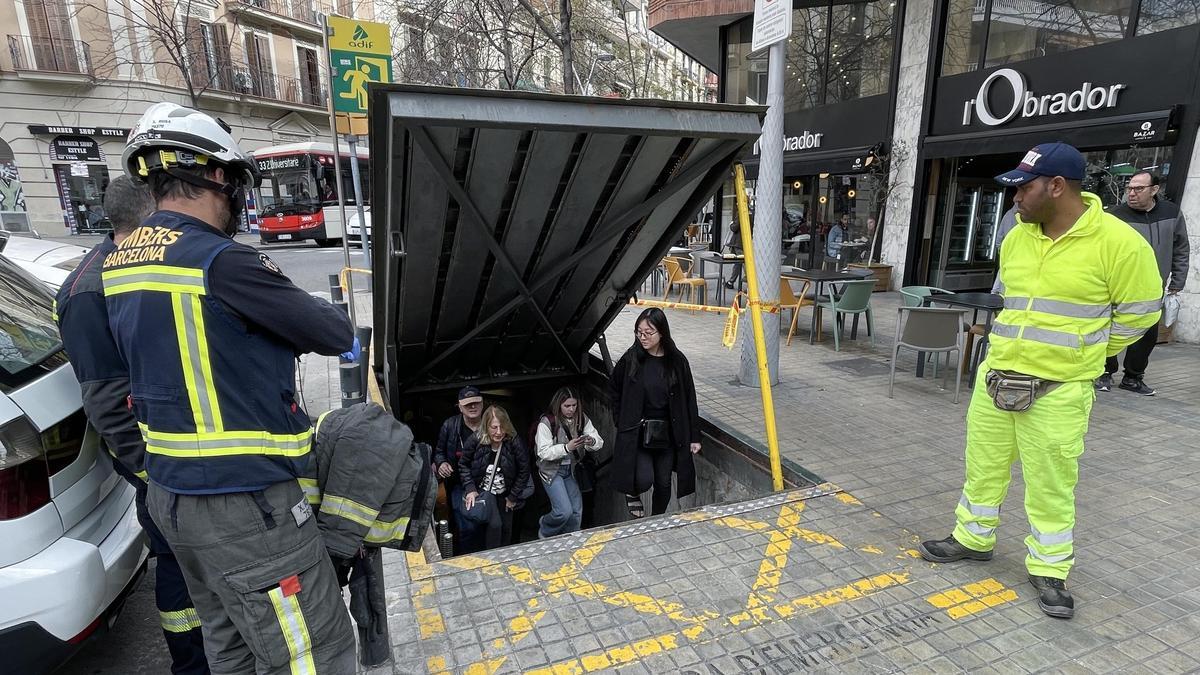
[0,254,147,673]
[345,208,370,247]
[0,233,90,290]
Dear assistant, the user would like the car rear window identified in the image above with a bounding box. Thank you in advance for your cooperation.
[0,256,66,393]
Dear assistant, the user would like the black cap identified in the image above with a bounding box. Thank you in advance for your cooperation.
[457,385,483,404]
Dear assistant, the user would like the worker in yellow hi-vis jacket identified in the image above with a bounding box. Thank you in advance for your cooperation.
[919,143,1163,620]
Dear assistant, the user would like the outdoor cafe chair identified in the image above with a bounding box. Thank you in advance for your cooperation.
[888,306,969,404]
[662,256,707,307]
[817,279,876,351]
[899,285,952,308]
[779,277,814,346]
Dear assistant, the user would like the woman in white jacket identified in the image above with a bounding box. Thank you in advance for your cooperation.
[535,387,603,538]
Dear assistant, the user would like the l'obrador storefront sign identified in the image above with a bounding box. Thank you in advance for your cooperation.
[924,27,1198,157]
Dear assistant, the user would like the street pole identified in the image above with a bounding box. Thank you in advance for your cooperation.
[345,133,370,268]
[321,12,357,327]
[738,39,783,386]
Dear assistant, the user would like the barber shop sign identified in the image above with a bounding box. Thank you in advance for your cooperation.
[961,68,1126,127]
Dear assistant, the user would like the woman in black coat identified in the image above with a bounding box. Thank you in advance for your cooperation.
[459,405,533,550]
[609,307,701,518]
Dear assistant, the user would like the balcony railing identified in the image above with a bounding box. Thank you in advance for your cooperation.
[194,64,327,108]
[234,0,319,26]
[7,34,92,76]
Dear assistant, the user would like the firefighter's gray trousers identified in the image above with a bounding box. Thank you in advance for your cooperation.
[148,479,356,674]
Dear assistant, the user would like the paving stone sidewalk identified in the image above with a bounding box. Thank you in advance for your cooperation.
[312,288,1200,673]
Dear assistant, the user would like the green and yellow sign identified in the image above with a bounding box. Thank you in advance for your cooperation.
[329,15,392,116]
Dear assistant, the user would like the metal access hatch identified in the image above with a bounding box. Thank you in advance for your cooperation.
[367,85,764,407]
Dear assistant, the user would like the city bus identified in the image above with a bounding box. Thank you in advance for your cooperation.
[251,141,370,247]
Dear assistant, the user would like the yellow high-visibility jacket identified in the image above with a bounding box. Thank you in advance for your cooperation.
[991,192,1162,382]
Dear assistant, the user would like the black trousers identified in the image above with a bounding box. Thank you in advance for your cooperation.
[1105,322,1159,379]
[634,448,676,516]
[483,495,514,550]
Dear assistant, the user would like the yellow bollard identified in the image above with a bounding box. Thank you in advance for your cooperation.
[733,163,785,492]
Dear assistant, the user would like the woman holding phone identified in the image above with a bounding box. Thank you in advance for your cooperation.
[459,405,533,550]
[609,308,701,518]
[535,387,603,538]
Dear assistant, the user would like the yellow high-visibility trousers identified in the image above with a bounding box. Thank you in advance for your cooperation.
[952,367,1095,580]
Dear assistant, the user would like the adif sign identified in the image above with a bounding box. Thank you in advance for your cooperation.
[962,68,1126,127]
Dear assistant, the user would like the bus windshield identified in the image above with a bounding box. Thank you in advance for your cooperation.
[257,154,322,215]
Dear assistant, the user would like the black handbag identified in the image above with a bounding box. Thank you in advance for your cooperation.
[574,454,598,493]
[640,418,671,450]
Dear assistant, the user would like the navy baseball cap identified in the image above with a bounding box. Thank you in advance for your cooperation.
[995,142,1086,186]
[457,385,483,404]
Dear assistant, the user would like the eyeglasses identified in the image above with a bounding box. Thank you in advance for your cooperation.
[636,329,658,338]
[1126,185,1154,194]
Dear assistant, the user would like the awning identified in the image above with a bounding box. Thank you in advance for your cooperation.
[367,85,764,401]
[923,108,1177,159]
[742,144,879,179]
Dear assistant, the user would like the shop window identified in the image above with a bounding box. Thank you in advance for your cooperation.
[942,0,1136,74]
[984,0,1133,67]
[723,1,895,111]
[0,140,31,233]
[1081,146,1173,208]
[1136,0,1200,34]
[940,0,985,75]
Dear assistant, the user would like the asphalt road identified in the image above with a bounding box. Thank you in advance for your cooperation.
[50,231,352,674]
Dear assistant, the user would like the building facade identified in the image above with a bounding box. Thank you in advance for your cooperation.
[0,0,375,234]
[650,0,1200,341]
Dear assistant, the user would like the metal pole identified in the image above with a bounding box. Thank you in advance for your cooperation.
[320,12,357,327]
[734,163,784,492]
[345,134,371,269]
[738,39,783,386]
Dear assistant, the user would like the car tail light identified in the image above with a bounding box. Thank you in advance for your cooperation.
[0,417,51,520]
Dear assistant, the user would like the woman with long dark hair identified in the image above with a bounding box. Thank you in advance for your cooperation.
[609,308,701,518]
[535,387,603,538]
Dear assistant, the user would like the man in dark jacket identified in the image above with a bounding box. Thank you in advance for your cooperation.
[1099,172,1190,395]
[433,386,485,553]
[55,175,209,674]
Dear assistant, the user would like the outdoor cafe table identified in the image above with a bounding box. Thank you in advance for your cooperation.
[781,268,865,343]
[701,252,745,306]
[916,291,1004,379]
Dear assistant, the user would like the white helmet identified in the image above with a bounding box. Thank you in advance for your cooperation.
[122,102,260,188]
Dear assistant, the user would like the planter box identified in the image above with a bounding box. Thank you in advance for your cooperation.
[847,263,892,292]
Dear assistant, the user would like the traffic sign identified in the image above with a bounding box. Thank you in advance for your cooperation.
[328,15,393,115]
[750,0,792,52]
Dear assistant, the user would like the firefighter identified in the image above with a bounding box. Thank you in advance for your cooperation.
[104,102,358,673]
[918,143,1163,619]
[55,175,209,674]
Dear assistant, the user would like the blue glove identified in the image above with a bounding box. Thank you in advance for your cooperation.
[340,336,361,362]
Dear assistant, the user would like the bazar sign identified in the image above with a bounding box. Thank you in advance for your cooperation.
[962,68,1126,127]
[29,125,131,137]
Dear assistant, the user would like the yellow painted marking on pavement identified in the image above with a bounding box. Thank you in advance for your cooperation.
[925,578,1018,619]
[527,571,911,675]
[426,655,449,675]
[676,509,846,550]
[904,548,922,558]
[746,503,804,608]
[859,545,884,554]
[413,579,446,639]
[835,492,863,506]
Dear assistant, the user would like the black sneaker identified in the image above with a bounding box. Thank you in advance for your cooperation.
[1094,373,1113,392]
[1119,377,1156,396]
[917,536,993,563]
[1029,575,1075,619]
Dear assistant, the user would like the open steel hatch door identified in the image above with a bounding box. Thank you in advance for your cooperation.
[367,85,764,407]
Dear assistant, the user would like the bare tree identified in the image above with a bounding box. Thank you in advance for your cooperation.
[78,0,244,107]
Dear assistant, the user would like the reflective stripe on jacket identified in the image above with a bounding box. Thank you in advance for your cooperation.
[990,192,1163,382]
[303,403,436,557]
[102,212,314,492]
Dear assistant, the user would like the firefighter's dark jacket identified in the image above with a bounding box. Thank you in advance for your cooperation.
[306,403,435,559]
